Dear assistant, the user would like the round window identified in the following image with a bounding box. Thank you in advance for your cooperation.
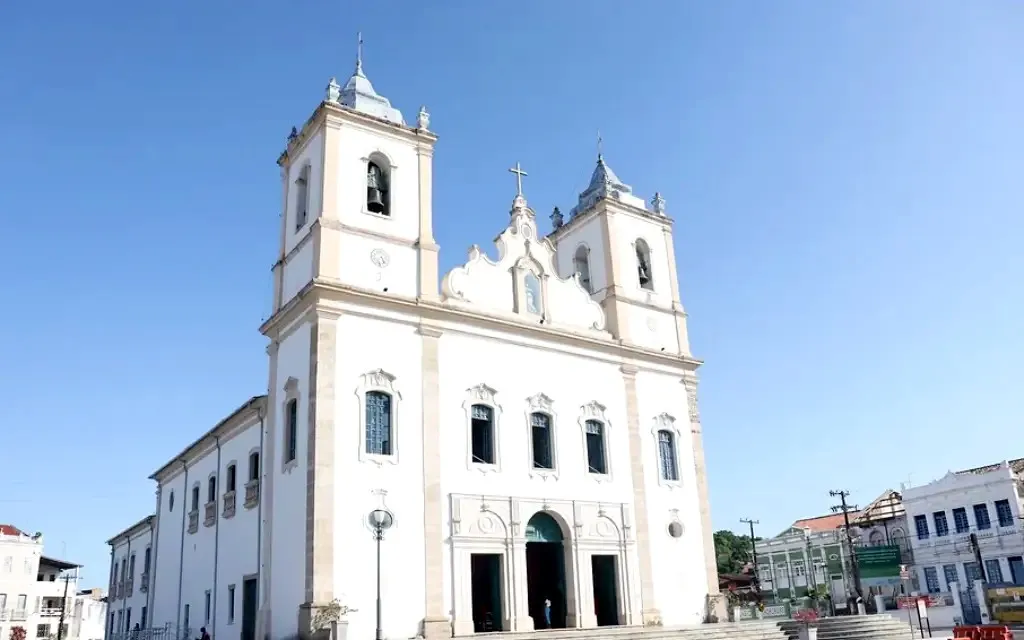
[668,521,684,538]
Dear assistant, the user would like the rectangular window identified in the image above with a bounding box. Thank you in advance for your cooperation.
[37,624,50,638]
[914,514,930,540]
[974,504,992,530]
[143,548,151,573]
[286,398,299,462]
[141,605,147,628]
[995,499,1014,527]
[295,166,310,230]
[470,404,496,465]
[129,554,136,579]
[530,412,554,469]
[585,419,608,475]
[965,561,983,585]
[986,559,1004,584]
[226,464,237,493]
[249,452,260,481]
[191,486,200,511]
[923,567,940,593]
[126,608,131,631]
[207,476,216,502]
[204,590,211,624]
[942,564,959,590]
[953,508,969,533]
[364,392,392,456]
[183,604,190,632]
[933,511,949,537]
[17,594,27,611]
[657,430,679,481]
[227,584,236,624]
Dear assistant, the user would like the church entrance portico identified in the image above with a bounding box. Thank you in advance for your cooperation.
[449,494,636,636]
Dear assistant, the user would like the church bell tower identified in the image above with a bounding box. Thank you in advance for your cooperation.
[271,35,439,314]
[548,153,691,356]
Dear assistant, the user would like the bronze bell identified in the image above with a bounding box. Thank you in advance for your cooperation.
[366,186,386,213]
[366,163,387,214]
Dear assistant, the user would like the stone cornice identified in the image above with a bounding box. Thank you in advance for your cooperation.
[105,515,156,547]
[149,395,268,483]
[548,196,673,242]
[278,101,438,167]
[260,280,703,372]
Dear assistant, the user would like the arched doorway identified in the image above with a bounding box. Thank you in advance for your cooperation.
[525,511,568,629]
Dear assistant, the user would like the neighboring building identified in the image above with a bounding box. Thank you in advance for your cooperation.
[901,458,1024,597]
[756,490,912,607]
[105,37,719,640]
[105,517,156,639]
[0,524,95,640]
[71,589,107,640]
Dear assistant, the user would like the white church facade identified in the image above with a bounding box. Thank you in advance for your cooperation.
[107,42,721,640]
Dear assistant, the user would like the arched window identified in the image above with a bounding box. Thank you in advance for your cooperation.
[574,245,592,293]
[294,164,310,230]
[635,238,653,290]
[530,412,554,470]
[226,464,237,493]
[657,429,678,481]
[207,476,216,503]
[584,419,607,475]
[470,404,495,465]
[365,391,393,455]
[366,161,390,216]
[191,485,200,512]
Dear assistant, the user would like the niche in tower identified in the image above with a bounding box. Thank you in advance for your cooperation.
[366,159,391,216]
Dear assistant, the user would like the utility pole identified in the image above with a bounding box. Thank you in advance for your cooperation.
[56,568,76,640]
[830,490,863,601]
[740,518,760,586]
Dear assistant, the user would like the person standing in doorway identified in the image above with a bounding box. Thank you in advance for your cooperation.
[543,599,552,629]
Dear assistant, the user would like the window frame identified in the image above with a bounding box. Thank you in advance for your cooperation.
[463,384,501,473]
[973,503,992,530]
[995,499,1014,528]
[225,463,237,494]
[248,450,260,483]
[652,413,683,488]
[281,377,300,474]
[525,393,558,479]
[356,369,402,466]
[952,507,969,533]
[578,401,611,481]
[914,514,930,540]
[206,474,217,504]
[933,511,949,537]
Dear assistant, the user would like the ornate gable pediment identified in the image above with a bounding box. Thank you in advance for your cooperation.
[441,194,607,335]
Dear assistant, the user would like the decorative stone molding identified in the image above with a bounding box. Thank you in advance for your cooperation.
[222,491,236,519]
[244,480,260,509]
[651,413,684,489]
[681,374,700,424]
[463,384,502,473]
[525,393,558,479]
[355,369,402,466]
[187,509,199,535]
[577,401,612,482]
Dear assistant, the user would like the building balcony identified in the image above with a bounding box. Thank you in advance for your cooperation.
[223,491,236,519]
[12,609,28,621]
[204,501,216,527]
[126,578,134,597]
[140,572,149,593]
[40,607,64,617]
[188,509,199,534]
[117,581,125,599]
[0,610,9,621]
[244,479,260,509]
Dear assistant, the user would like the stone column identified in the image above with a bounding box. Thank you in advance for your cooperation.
[682,371,724,622]
[418,324,449,639]
[620,365,661,625]
[298,309,340,639]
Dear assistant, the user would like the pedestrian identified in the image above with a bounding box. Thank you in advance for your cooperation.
[544,598,552,629]
[198,627,210,640]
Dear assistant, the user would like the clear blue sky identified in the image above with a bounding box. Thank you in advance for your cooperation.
[1,1,1022,583]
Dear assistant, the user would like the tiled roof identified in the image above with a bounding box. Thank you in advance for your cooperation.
[0,524,24,536]
[955,457,1024,476]
[791,512,860,532]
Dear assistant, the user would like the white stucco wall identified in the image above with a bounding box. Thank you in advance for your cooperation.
[902,464,1024,591]
[151,472,185,629]
[266,319,311,640]
[108,526,154,634]
[552,213,606,293]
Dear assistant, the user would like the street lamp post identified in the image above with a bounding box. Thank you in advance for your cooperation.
[368,508,394,640]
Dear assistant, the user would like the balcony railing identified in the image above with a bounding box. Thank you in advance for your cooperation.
[126,578,134,597]
[222,491,236,518]
[140,572,149,593]
[11,609,28,621]
[40,607,64,617]
[244,479,260,509]
[188,510,199,534]
[204,501,216,527]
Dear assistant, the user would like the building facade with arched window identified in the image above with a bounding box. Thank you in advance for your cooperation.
[105,39,719,640]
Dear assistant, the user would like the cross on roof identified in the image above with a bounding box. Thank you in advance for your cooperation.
[508,162,528,197]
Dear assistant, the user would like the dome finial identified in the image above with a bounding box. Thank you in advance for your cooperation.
[597,129,604,160]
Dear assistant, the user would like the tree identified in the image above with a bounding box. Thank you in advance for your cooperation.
[714,529,761,575]
[10,627,26,640]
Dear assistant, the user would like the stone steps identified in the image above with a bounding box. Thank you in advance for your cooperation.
[470,621,787,640]
[778,614,914,640]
